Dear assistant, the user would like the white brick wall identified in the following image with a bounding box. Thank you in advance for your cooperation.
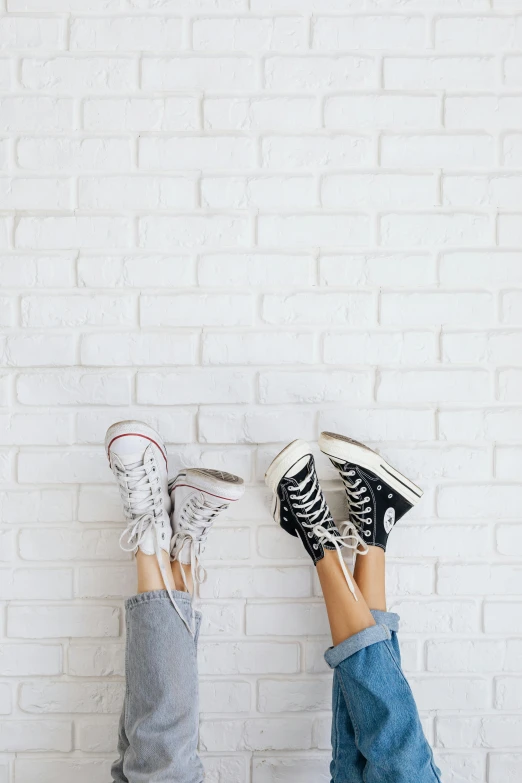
[0,2,521,782]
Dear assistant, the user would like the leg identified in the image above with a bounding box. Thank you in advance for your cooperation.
[105,422,245,782]
[354,547,403,662]
[316,550,375,646]
[353,546,386,612]
[319,552,440,783]
[135,549,194,596]
[112,553,203,783]
[265,438,440,783]
[326,628,440,783]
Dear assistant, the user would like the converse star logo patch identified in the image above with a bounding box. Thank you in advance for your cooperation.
[384,507,396,534]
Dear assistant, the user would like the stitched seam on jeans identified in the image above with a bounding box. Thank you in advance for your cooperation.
[332,677,341,770]
[383,637,411,685]
[384,639,439,779]
[123,619,130,736]
[337,668,362,749]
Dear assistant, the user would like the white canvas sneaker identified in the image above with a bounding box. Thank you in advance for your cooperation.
[105,420,194,635]
[169,469,245,591]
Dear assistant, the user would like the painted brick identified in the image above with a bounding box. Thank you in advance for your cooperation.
[0,4,520,771]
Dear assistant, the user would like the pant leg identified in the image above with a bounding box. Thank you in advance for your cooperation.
[326,620,441,783]
[111,589,204,783]
[329,609,403,783]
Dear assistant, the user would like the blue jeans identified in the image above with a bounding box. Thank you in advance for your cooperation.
[327,609,442,783]
[112,594,441,783]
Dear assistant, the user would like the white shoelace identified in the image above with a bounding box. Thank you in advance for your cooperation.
[289,467,367,601]
[337,466,374,539]
[173,494,228,592]
[113,457,195,636]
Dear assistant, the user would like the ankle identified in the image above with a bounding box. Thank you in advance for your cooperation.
[136,550,175,593]
[171,560,193,594]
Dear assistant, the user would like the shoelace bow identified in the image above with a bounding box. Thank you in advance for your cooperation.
[290,468,367,601]
[113,457,195,636]
[338,466,374,539]
[174,494,228,591]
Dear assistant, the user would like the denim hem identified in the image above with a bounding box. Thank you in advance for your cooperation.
[324,623,391,669]
[125,589,193,610]
[371,609,400,633]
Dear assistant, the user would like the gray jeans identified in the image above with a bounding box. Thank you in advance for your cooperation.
[112,590,203,783]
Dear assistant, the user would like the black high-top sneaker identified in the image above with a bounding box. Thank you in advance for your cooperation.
[265,439,365,600]
[318,432,423,551]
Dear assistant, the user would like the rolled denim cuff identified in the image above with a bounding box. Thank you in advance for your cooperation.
[371,609,400,633]
[324,622,391,669]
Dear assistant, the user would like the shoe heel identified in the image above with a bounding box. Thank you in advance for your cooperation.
[319,431,423,506]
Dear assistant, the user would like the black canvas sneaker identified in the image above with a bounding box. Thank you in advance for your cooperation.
[318,432,423,551]
[265,439,365,600]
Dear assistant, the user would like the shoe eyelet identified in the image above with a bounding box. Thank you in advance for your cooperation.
[377,485,381,490]
[388,494,393,499]
[313,544,318,550]
[283,516,288,521]
[308,532,313,538]
[364,531,371,537]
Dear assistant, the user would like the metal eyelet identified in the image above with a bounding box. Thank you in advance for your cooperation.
[388,494,393,499]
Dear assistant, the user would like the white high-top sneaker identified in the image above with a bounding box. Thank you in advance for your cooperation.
[105,420,194,635]
[169,469,245,590]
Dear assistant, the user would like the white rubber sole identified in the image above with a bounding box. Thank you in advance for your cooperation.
[318,431,423,506]
[264,439,312,494]
[104,420,167,463]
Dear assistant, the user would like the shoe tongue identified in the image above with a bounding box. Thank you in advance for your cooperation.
[197,491,225,511]
[286,455,312,481]
[287,455,333,526]
[119,454,145,470]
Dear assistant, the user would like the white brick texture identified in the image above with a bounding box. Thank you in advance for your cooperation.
[0,4,520,782]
